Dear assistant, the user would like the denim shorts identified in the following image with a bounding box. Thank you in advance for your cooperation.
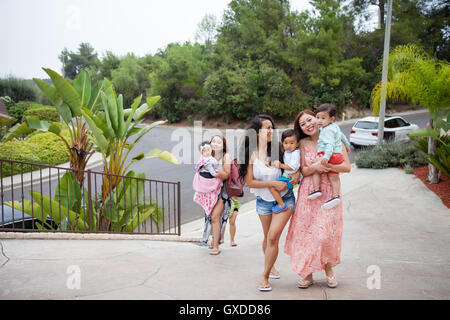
[256,189,296,216]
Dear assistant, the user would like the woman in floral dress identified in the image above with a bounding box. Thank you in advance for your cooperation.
[285,109,351,288]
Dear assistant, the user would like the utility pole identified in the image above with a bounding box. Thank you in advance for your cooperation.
[377,0,393,145]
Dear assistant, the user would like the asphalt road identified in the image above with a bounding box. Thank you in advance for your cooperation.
[2,110,429,227]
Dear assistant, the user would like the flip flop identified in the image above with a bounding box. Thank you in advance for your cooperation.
[326,275,338,288]
[258,283,272,292]
[209,249,221,255]
[297,278,314,289]
[269,271,281,279]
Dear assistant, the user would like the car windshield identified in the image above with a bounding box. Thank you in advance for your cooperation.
[354,121,378,130]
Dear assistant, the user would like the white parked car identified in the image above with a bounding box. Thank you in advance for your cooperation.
[350,116,420,147]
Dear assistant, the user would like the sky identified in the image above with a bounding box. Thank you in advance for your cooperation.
[0,0,321,80]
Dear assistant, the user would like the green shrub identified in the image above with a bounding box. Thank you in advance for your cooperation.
[0,130,70,177]
[355,140,428,169]
[5,101,36,123]
[23,105,60,122]
[0,77,38,102]
[0,115,17,130]
[404,164,414,174]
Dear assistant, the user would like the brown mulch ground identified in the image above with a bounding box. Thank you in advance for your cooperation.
[413,166,450,209]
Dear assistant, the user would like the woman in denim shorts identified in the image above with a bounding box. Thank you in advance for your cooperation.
[238,115,297,292]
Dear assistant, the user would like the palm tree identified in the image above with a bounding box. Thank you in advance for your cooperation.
[371,44,450,183]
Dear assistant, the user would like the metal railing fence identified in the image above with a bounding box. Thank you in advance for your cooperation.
[0,158,181,235]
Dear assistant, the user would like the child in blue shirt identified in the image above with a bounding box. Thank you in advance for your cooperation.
[308,104,350,210]
[270,129,301,213]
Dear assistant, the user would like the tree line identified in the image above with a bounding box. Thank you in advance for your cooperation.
[57,0,449,123]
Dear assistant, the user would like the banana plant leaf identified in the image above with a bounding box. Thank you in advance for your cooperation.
[43,68,81,117]
[81,108,109,154]
[127,120,167,149]
[1,122,33,142]
[29,191,88,230]
[26,116,50,131]
[54,172,82,213]
[124,205,156,233]
[145,148,179,165]
[88,80,105,112]
[73,70,91,108]
[408,128,441,140]
[33,78,61,106]
[5,200,54,230]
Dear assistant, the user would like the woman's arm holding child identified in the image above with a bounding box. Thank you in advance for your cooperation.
[245,154,285,191]
[215,153,231,180]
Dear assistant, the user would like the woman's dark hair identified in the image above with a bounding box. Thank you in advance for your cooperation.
[281,129,301,143]
[238,114,282,179]
[293,109,316,141]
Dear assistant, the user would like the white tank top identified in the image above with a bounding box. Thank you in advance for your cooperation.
[250,156,287,202]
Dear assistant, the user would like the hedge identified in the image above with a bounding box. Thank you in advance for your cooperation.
[5,101,36,123]
[0,130,71,177]
[23,106,60,122]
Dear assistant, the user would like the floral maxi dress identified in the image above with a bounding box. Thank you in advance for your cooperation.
[284,145,343,279]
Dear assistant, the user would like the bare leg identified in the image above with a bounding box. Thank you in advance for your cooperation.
[312,172,321,192]
[229,210,237,246]
[258,214,272,288]
[327,173,340,198]
[259,210,293,288]
[210,199,224,254]
[220,224,225,244]
[269,187,285,208]
[325,263,338,287]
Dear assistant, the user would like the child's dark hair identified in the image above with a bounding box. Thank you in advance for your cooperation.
[281,129,300,143]
[199,141,211,151]
[316,103,337,118]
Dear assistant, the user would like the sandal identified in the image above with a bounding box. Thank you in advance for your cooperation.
[297,277,314,289]
[258,282,272,292]
[269,270,281,279]
[326,275,338,288]
[209,249,221,255]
